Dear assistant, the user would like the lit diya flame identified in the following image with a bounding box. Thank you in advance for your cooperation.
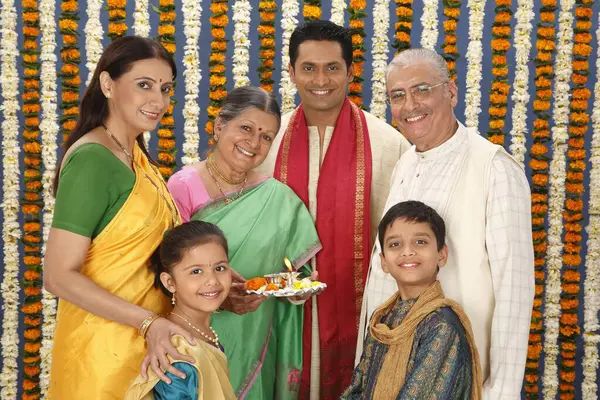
[284,257,293,272]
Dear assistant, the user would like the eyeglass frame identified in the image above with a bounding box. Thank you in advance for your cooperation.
[385,81,448,106]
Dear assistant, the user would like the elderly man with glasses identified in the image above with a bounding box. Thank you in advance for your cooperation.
[356,48,534,400]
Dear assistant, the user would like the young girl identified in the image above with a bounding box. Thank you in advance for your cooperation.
[126,221,236,399]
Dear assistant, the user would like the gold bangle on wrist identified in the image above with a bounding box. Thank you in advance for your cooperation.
[139,314,160,339]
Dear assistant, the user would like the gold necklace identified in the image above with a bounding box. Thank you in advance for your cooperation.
[207,155,247,185]
[169,312,220,348]
[207,162,247,205]
[104,126,179,226]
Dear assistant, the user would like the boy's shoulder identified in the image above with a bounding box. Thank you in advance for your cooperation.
[416,306,469,340]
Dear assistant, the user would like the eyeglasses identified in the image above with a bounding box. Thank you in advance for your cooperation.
[386,82,448,106]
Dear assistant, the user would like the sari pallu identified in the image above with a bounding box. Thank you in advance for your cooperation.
[49,144,178,399]
[191,178,321,400]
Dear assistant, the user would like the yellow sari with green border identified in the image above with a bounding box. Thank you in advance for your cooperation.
[48,143,179,399]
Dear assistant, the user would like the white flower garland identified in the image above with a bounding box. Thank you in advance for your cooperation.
[463,0,485,128]
[541,0,575,397]
[330,0,345,27]
[231,0,251,88]
[180,0,202,165]
[582,12,600,399]
[85,0,104,85]
[0,0,21,397]
[133,0,150,37]
[420,0,439,51]
[279,0,300,113]
[508,0,534,168]
[39,0,59,393]
[369,0,389,119]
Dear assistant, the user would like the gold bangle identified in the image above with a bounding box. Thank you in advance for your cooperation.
[139,314,160,339]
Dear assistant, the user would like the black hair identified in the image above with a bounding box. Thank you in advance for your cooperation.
[378,201,446,253]
[217,86,281,131]
[289,20,353,70]
[151,221,228,297]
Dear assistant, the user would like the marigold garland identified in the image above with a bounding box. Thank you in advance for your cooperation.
[155,0,176,178]
[302,0,320,21]
[348,0,366,108]
[558,1,592,398]
[206,0,228,149]
[524,1,557,397]
[107,0,127,40]
[485,0,512,146]
[20,1,43,398]
[392,0,413,55]
[258,1,277,93]
[59,0,80,143]
[441,0,460,80]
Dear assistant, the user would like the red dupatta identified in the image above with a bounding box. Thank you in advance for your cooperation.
[274,98,372,399]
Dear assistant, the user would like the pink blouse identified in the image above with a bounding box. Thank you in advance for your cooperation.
[167,166,212,223]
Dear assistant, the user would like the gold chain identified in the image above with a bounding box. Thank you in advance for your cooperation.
[206,162,247,205]
[207,155,247,185]
[104,126,178,226]
[169,312,220,348]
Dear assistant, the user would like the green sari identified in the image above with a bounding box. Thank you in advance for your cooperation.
[191,178,321,400]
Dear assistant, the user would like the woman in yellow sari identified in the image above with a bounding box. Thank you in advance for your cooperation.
[43,36,195,399]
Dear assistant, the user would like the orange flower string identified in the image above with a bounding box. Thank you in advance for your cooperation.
[485,0,512,146]
[258,1,277,92]
[392,0,412,55]
[206,0,229,149]
[441,0,461,80]
[524,1,557,397]
[348,0,366,108]
[107,0,127,40]
[302,0,321,21]
[155,0,177,179]
[59,0,81,143]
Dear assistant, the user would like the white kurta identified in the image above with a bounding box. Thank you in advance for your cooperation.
[257,109,410,399]
[359,122,534,400]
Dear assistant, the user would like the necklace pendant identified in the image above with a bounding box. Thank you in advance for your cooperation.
[224,198,232,204]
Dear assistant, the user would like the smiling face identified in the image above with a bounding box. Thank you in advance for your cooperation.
[289,40,353,114]
[387,63,457,151]
[101,58,173,134]
[161,241,232,314]
[213,107,279,173]
[380,218,448,299]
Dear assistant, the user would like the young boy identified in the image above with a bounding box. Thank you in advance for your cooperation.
[341,200,482,400]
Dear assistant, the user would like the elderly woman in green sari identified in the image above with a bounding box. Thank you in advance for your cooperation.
[165,86,321,399]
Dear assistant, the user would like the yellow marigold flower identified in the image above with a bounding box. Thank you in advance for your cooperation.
[489,120,505,130]
[61,1,77,12]
[63,34,77,45]
[63,119,77,131]
[158,153,175,164]
[260,38,276,48]
[260,49,276,59]
[207,106,221,118]
[108,10,126,19]
[160,11,176,22]
[158,0,174,6]
[209,75,227,87]
[161,116,175,126]
[443,7,460,19]
[396,32,411,43]
[158,25,175,36]
[210,14,229,27]
[257,25,275,35]
[260,71,272,80]
[210,2,228,13]
[303,5,321,19]
[259,12,276,21]
[205,121,214,135]
[395,21,412,30]
[162,43,176,54]
[350,20,365,29]
[210,53,226,63]
[492,26,510,37]
[109,23,127,35]
[443,20,457,31]
[24,118,41,129]
[158,139,175,150]
[210,88,228,101]
[350,0,367,8]
[351,34,363,46]
[259,1,277,9]
[488,134,504,145]
[24,40,37,50]
[260,83,273,93]
[211,41,227,52]
[491,38,511,52]
[59,19,78,31]
[211,28,226,39]
[23,11,39,23]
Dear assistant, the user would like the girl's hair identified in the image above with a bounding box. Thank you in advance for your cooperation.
[151,221,229,297]
[53,35,177,195]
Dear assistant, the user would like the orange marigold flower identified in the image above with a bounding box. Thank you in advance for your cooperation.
[443,20,457,32]
[349,82,362,93]
[303,4,321,19]
[23,80,40,89]
[59,19,78,31]
[395,21,412,30]
[257,25,275,36]
[444,35,457,45]
[260,38,276,49]
[489,93,508,105]
[532,231,546,241]
[23,141,41,153]
[572,60,589,71]
[160,11,176,22]
[210,53,226,63]
[570,160,585,171]
[561,283,579,295]
[160,116,174,126]
[532,174,548,187]
[576,20,592,30]
[492,67,509,77]
[23,355,40,363]
[491,38,511,52]
[22,301,42,314]
[158,153,175,164]
[574,43,592,57]
[560,298,579,310]
[263,59,274,68]
[489,107,507,117]
[24,245,39,252]
[63,119,77,131]
[532,298,543,310]
[492,55,507,65]
[23,92,40,102]
[23,104,41,114]
[210,2,228,13]
[572,88,591,100]
[525,373,538,384]
[207,106,221,118]
[107,0,126,7]
[540,12,555,23]
[565,183,584,194]
[489,120,504,130]
[260,71,272,80]
[535,270,545,280]
[396,6,413,17]
[496,12,511,23]
[559,325,580,337]
[63,34,77,45]
[351,34,363,46]
[108,9,126,19]
[23,256,41,266]
[260,83,273,93]
[563,254,581,267]
[209,75,227,87]
[209,88,228,101]
[530,159,548,170]
[527,342,542,359]
[575,6,593,18]
[532,203,548,214]
[567,169,584,180]
[349,20,365,30]
[23,269,41,282]
[158,25,175,36]
[531,193,548,203]
[159,166,174,177]
[560,313,578,326]
[24,328,41,340]
[205,121,214,135]
[536,39,555,52]
[61,64,79,75]
[23,380,37,391]
[62,91,79,103]
[24,365,41,377]
[488,134,504,145]
[162,43,176,54]
[533,100,551,111]
[350,0,367,8]
[24,287,41,297]
[537,52,552,62]
[260,49,276,59]
[443,7,460,19]
[536,76,552,87]
[535,285,544,296]
[158,139,175,150]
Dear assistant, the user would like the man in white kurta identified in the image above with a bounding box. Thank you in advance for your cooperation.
[357,49,534,400]
[257,21,410,400]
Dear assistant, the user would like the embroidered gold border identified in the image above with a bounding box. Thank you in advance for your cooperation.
[278,108,300,185]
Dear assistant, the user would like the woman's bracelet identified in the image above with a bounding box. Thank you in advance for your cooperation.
[139,314,160,339]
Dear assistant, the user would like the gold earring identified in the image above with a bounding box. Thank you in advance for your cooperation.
[106,92,111,99]
[214,134,219,142]
[171,292,176,305]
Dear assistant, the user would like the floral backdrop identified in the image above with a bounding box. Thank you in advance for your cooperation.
[0,0,599,399]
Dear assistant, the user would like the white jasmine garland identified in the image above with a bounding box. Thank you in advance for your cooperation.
[133,0,150,37]
[279,0,300,113]
[85,0,104,85]
[420,0,439,50]
[582,12,600,400]
[464,0,485,128]
[38,0,59,393]
[0,0,21,397]
[369,0,389,119]
[542,0,575,397]
[508,0,534,168]
[180,0,202,165]
[330,0,345,27]
[231,0,251,88]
